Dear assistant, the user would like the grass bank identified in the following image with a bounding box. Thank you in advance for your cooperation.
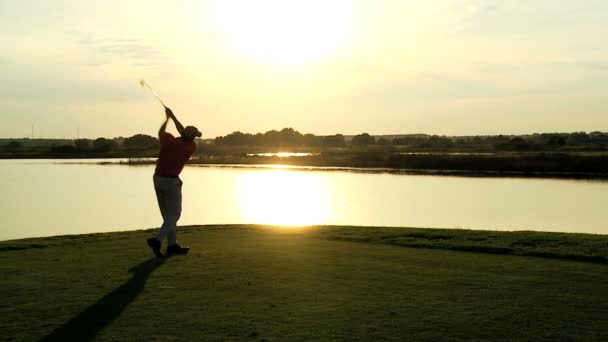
[2,225,607,341]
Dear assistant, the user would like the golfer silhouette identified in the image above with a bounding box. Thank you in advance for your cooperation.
[147,107,202,257]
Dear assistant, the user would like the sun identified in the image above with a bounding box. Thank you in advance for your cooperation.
[212,0,354,65]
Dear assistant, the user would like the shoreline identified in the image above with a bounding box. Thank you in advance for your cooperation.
[133,160,608,180]
[3,152,608,179]
[7,156,608,180]
[2,224,607,263]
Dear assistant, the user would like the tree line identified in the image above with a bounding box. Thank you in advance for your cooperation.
[51,135,159,153]
[213,128,349,147]
[214,129,608,149]
[2,135,159,154]
[3,129,607,153]
[214,129,382,147]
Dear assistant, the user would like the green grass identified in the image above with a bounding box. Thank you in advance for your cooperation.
[315,226,608,263]
[1,225,608,341]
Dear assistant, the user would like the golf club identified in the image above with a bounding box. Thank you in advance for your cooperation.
[140,79,167,108]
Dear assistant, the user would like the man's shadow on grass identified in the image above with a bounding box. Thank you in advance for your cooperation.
[40,256,167,342]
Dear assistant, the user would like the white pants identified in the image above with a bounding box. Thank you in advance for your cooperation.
[153,174,183,245]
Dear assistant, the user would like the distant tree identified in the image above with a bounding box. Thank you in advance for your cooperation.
[568,132,590,144]
[276,127,303,147]
[123,134,159,149]
[546,135,566,146]
[215,131,252,146]
[392,135,429,146]
[376,138,389,146]
[323,134,346,147]
[52,144,76,153]
[487,135,510,144]
[263,129,282,146]
[252,132,264,146]
[588,132,608,146]
[93,138,116,152]
[427,135,453,147]
[74,139,91,150]
[6,140,22,150]
[509,137,526,144]
[352,133,375,147]
[215,128,307,147]
[507,137,532,150]
[303,133,323,147]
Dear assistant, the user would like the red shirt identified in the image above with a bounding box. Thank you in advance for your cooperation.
[155,132,196,176]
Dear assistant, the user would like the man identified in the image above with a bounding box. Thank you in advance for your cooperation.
[147,107,202,257]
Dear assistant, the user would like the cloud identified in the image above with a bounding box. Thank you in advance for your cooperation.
[343,72,505,107]
[76,33,176,68]
[462,0,499,17]
[0,56,143,105]
[451,0,608,35]
[476,61,608,81]
[343,59,608,109]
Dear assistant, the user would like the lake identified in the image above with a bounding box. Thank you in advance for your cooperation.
[1,159,606,241]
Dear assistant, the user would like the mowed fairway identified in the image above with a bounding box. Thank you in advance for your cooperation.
[2,226,608,341]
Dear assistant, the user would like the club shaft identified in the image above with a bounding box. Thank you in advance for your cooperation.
[142,81,167,108]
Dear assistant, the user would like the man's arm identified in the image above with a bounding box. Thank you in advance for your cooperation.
[158,114,169,137]
[165,107,185,136]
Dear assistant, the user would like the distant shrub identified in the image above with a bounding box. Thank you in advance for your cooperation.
[6,141,22,150]
[74,139,91,151]
[52,145,76,153]
[93,138,116,152]
[123,134,158,150]
[352,133,375,147]
[323,134,346,147]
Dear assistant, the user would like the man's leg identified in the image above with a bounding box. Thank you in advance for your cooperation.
[154,176,171,242]
[148,175,167,257]
[164,179,182,246]
[164,179,189,254]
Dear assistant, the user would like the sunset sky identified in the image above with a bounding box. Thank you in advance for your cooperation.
[1,0,607,139]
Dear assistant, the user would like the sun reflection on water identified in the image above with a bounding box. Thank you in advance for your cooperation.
[234,169,334,226]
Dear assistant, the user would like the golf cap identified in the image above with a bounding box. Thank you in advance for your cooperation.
[183,126,202,138]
